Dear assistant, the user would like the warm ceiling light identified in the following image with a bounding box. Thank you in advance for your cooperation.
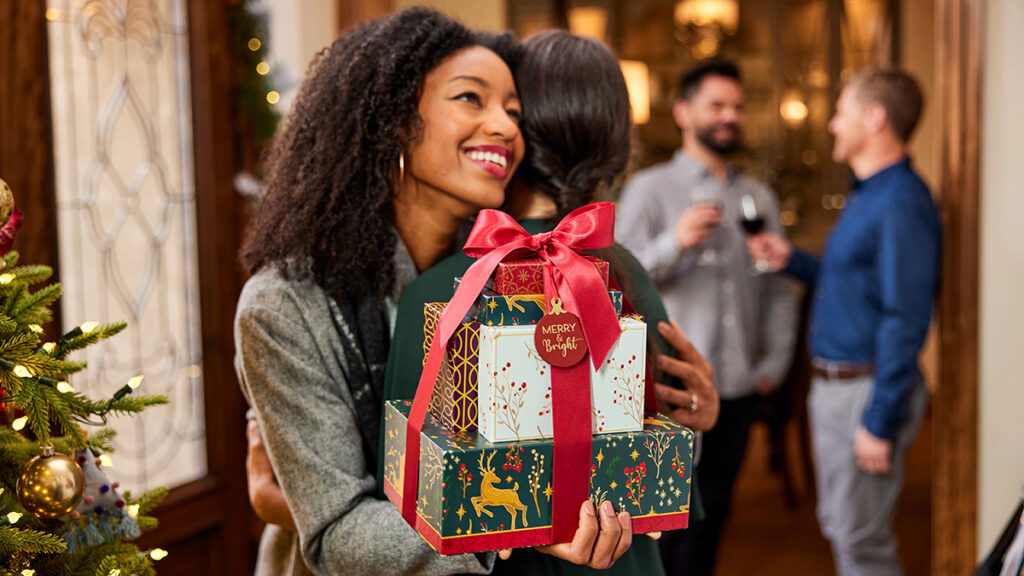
[619,60,651,126]
[674,0,740,58]
[568,7,609,43]
[780,91,809,125]
[675,0,739,33]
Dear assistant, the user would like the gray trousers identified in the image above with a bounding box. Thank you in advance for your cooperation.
[808,375,928,576]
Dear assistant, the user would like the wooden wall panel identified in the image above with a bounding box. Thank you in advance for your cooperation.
[933,0,982,573]
[338,0,394,31]
[0,0,61,329]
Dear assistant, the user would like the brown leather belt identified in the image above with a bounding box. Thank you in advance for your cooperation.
[811,359,874,381]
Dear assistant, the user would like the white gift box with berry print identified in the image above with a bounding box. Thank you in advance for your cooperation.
[476,316,647,443]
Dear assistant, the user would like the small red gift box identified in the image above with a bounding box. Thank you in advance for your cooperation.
[491,255,609,295]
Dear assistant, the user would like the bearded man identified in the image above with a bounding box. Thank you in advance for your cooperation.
[616,60,797,576]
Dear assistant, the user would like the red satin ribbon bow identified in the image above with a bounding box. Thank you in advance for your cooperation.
[401,202,622,543]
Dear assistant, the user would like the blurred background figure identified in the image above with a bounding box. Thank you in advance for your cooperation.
[616,60,797,576]
[748,66,940,576]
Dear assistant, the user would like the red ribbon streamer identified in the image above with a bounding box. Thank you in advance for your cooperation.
[402,203,621,543]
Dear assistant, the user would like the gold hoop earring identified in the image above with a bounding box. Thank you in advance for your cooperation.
[398,153,405,182]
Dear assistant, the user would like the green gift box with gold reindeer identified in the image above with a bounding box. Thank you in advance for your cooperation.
[382,399,694,555]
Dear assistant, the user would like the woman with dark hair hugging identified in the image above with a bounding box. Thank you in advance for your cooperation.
[383,29,720,576]
[235,9,635,576]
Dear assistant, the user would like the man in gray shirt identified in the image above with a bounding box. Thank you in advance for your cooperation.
[616,60,797,576]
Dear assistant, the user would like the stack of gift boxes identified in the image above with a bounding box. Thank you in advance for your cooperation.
[383,255,695,554]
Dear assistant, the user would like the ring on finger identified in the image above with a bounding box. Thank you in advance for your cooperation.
[687,391,698,412]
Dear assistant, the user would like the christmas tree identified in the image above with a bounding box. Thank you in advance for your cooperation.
[0,178,169,576]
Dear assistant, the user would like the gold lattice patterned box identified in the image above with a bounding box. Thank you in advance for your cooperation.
[424,302,480,433]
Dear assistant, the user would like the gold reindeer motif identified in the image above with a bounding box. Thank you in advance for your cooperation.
[471,451,529,530]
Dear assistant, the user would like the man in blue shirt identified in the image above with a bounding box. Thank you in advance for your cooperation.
[748,67,940,576]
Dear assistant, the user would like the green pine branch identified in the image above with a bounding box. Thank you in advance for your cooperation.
[0,431,78,464]
[100,394,169,416]
[30,540,156,576]
[84,428,117,453]
[21,387,50,442]
[9,283,61,325]
[51,322,127,360]
[120,486,167,532]
[0,327,37,359]
[0,314,16,333]
[2,264,53,286]
[90,544,156,576]
[0,283,27,317]
[0,526,68,555]
[0,367,19,396]
[132,486,169,517]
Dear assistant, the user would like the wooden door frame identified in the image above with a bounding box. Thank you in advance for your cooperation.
[1,0,253,572]
[0,0,61,322]
[933,0,982,574]
[133,0,254,572]
[338,0,392,31]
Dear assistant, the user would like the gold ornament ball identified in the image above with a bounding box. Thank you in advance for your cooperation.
[0,177,14,227]
[16,446,86,519]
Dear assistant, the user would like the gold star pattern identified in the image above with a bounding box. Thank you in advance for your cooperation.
[609,481,618,490]
[630,449,640,461]
[457,528,463,534]
[488,299,499,312]
[596,449,605,468]
[544,482,553,501]
[457,504,466,520]
[506,476,513,483]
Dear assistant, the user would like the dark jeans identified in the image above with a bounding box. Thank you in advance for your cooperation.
[659,394,759,576]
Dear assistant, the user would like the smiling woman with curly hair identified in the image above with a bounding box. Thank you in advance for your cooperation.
[241,9,519,305]
[234,8,526,576]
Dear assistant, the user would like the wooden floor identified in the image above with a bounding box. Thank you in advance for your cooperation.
[711,409,932,575]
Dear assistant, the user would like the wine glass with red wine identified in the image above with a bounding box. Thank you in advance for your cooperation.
[739,194,773,273]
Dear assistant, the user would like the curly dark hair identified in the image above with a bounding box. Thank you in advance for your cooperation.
[241,8,521,305]
[515,30,632,219]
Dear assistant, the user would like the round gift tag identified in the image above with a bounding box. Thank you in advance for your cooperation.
[534,298,587,367]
